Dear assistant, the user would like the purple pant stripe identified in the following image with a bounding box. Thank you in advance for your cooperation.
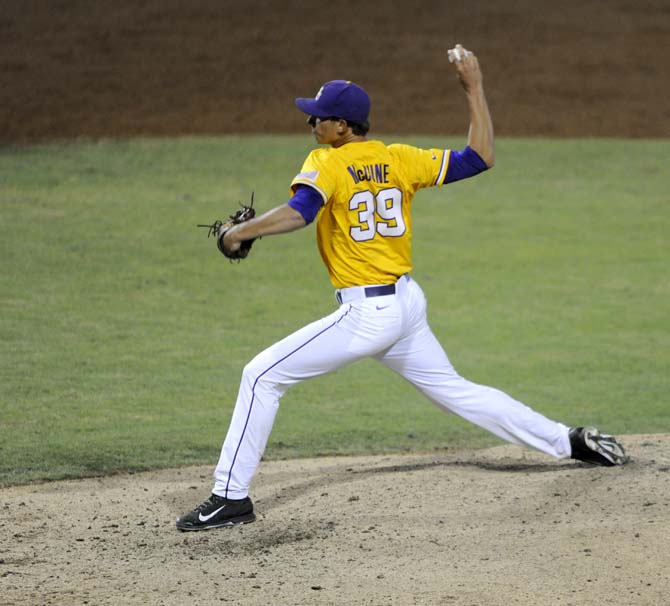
[224,306,351,497]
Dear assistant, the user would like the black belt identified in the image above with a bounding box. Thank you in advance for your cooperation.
[364,284,396,297]
[335,282,397,304]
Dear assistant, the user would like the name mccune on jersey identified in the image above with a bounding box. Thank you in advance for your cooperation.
[347,162,390,184]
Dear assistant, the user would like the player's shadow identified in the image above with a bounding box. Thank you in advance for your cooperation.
[259,456,570,509]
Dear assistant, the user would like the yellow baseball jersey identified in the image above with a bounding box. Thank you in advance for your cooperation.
[291,140,450,288]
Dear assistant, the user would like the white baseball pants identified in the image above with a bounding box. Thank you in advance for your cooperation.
[213,275,571,499]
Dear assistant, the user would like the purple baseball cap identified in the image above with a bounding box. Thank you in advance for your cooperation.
[295,80,370,125]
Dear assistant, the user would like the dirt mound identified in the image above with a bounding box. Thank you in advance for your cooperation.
[2,0,669,142]
[2,435,669,605]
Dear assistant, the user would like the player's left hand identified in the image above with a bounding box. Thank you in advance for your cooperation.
[220,224,243,256]
[196,192,257,261]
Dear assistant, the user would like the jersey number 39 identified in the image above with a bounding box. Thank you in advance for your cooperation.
[349,187,406,242]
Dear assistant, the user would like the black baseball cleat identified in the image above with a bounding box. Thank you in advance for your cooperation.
[176,494,256,531]
[569,426,628,466]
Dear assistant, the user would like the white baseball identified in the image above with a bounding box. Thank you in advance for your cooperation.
[448,48,461,63]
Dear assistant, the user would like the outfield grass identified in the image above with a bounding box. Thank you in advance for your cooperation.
[1,136,668,486]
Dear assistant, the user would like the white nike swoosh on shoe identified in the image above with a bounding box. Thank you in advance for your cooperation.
[198,505,226,522]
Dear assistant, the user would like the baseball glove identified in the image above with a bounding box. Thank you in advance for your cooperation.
[198,191,257,261]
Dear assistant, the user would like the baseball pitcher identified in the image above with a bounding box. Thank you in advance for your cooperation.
[178,45,627,531]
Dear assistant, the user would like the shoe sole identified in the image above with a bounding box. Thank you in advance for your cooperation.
[176,512,256,532]
[583,428,628,465]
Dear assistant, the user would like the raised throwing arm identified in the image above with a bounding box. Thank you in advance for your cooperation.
[450,44,495,168]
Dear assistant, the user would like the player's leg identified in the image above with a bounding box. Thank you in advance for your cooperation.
[177,300,404,530]
[374,278,572,459]
[178,304,394,530]
[213,300,403,500]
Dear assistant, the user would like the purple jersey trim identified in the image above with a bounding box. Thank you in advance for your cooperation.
[288,184,324,224]
[433,150,448,185]
[444,146,489,184]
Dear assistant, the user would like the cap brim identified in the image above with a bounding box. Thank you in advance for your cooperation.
[295,97,322,117]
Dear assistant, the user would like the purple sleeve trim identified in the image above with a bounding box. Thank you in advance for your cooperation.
[444,146,489,184]
[288,184,324,224]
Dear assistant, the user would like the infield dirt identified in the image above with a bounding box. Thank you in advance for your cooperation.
[2,435,669,605]
[2,0,669,141]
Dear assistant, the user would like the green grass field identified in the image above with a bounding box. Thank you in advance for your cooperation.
[1,136,668,486]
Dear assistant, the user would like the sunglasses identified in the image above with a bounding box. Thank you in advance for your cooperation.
[307,115,342,127]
